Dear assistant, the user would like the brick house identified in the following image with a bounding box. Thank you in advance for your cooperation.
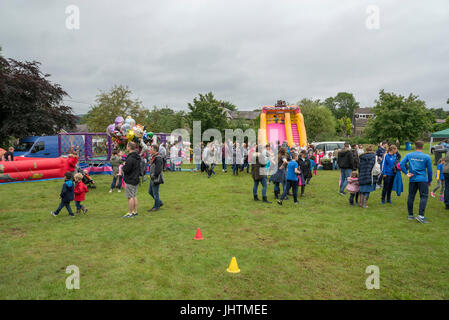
[353,108,375,136]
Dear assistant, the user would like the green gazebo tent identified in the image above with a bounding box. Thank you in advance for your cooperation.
[429,128,449,153]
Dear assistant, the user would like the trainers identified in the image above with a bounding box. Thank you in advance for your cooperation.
[122,213,133,218]
[277,200,283,206]
[416,216,428,224]
[440,195,444,202]
[118,189,121,193]
[387,200,392,204]
[83,207,88,214]
[51,211,58,217]
[339,192,345,196]
[109,190,113,193]
[381,200,385,204]
[131,212,138,217]
[149,208,159,212]
[430,192,435,198]
[408,215,415,220]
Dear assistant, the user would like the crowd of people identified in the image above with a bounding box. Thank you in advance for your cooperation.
[0,136,440,224]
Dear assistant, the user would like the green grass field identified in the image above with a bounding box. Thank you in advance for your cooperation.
[1,146,448,299]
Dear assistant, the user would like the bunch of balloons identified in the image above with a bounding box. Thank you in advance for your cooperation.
[106,116,154,151]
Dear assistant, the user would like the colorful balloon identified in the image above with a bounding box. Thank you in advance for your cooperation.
[126,130,135,141]
[106,124,115,136]
[115,116,124,125]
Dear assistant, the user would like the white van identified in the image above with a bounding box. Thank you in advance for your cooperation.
[311,141,346,157]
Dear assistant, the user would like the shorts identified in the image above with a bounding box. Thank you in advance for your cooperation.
[125,183,138,198]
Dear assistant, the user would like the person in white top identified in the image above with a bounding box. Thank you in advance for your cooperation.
[170,143,177,171]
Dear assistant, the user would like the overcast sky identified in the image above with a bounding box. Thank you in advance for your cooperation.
[1,0,448,114]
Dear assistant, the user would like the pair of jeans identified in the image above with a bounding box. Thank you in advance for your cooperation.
[111,175,123,190]
[170,160,175,171]
[349,192,359,204]
[253,177,267,197]
[381,175,395,202]
[54,200,73,216]
[280,180,298,202]
[332,158,339,170]
[444,173,449,206]
[339,169,353,193]
[75,201,83,211]
[207,164,216,177]
[232,164,239,175]
[407,181,429,217]
[274,181,285,194]
[196,162,201,171]
[149,181,162,209]
[222,157,227,171]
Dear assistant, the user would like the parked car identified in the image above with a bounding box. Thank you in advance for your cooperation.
[430,142,448,154]
[311,141,346,157]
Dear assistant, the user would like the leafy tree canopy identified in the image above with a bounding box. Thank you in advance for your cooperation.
[187,92,229,134]
[85,85,147,132]
[297,98,336,141]
[0,57,76,146]
[364,89,434,144]
[146,106,186,133]
[324,92,360,120]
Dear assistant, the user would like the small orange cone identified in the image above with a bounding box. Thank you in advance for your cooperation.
[226,257,241,273]
[194,228,204,240]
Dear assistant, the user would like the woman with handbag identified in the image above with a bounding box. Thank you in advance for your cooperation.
[358,146,378,208]
[269,147,288,199]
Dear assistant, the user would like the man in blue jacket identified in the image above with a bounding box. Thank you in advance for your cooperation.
[399,141,433,223]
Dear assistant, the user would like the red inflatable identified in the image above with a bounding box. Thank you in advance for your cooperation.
[0,157,71,183]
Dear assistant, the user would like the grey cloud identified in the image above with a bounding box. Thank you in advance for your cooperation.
[1,0,448,114]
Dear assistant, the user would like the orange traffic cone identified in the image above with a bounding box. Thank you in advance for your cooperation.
[194,228,204,240]
[226,257,240,273]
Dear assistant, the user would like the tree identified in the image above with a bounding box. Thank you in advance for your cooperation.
[187,92,229,135]
[221,100,237,111]
[346,117,352,136]
[0,57,76,146]
[145,106,186,133]
[85,85,147,132]
[364,90,434,144]
[297,98,336,141]
[428,107,449,120]
[324,92,360,120]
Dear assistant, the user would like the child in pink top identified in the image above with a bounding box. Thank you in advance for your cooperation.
[347,171,360,206]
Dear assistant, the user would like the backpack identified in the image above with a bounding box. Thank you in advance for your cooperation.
[371,156,381,183]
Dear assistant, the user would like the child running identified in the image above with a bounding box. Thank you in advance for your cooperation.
[74,173,89,214]
[51,172,75,217]
[431,158,445,201]
[347,171,360,206]
[278,153,301,205]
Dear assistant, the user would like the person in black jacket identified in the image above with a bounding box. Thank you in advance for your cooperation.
[51,172,75,217]
[358,146,378,208]
[122,142,141,218]
[337,143,354,195]
[297,150,311,197]
[148,144,164,212]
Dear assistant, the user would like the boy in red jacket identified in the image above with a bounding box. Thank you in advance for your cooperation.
[67,148,79,174]
[74,173,88,214]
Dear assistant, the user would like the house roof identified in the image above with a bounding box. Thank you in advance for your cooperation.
[229,111,260,120]
[354,107,374,114]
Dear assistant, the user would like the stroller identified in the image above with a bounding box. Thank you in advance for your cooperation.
[80,169,96,189]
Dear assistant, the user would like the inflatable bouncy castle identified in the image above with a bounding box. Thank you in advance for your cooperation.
[0,157,71,183]
[258,100,307,148]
